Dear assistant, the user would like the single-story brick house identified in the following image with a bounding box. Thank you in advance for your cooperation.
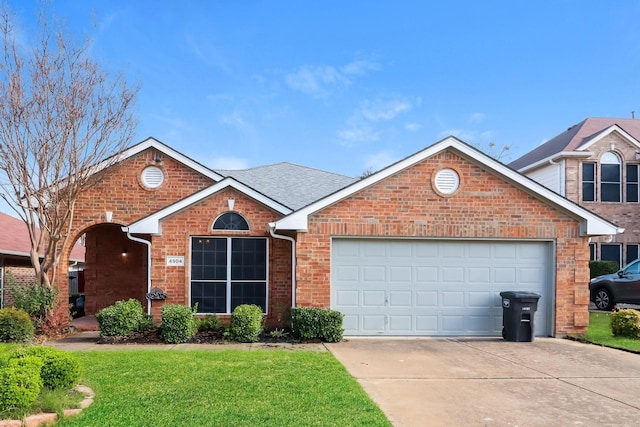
[54,136,620,337]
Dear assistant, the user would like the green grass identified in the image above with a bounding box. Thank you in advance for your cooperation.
[577,312,640,352]
[53,349,390,427]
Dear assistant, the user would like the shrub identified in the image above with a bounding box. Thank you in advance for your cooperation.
[161,304,198,344]
[589,260,620,279]
[96,299,147,337]
[10,346,81,390]
[198,314,222,332]
[610,309,640,338]
[291,307,344,343]
[228,305,264,343]
[7,273,58,329]
[0,307,35,342]
[0,356,43,414]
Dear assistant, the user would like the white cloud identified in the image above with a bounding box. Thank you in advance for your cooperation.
[220,111,247,129]
[469,112,486,123]
[360,98,412,121]
[284,65,350,98]
[208,156,250,170]
[405,123,422,132]
[439,128,477,142]
[363,150,398,172]
[338,125,380,145]
[341,59,379,76]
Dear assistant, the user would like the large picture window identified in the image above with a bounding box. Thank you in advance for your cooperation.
[600,152,621,202]
[190,237,267,314]
[601,244,622,269]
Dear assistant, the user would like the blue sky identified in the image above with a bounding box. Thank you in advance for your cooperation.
[6,0,640,179]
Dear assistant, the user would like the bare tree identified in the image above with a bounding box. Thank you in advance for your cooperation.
[0,5,138,290]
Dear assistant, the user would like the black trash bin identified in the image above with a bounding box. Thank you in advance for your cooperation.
[499,291,541,342]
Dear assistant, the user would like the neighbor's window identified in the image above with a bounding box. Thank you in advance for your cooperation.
[212,212,249,230]
[582,162,596,202]
[626,164,639,203]
[627,244,639,265]
[600,152,621,202]
[589,243,596,261]
[601,243,621,268]
[190,237,267,314]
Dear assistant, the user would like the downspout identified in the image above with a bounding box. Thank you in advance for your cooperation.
[268,223,296,308]
[122,227,152,315]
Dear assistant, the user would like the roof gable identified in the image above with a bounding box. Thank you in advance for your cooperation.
[96,137,224,182]
[126,178,292,235]
[272,136,621,236]
[510,117,640,171]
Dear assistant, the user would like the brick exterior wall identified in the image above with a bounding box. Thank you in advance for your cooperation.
[565,132,640,264]
[56,148,292,327]
[2,264,36,308]
[295,150,590,336]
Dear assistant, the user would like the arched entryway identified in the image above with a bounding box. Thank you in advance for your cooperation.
[81,223,149,315]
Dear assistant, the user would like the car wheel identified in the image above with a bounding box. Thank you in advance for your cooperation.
[593,288,614,311]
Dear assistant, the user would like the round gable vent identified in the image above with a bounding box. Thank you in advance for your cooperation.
[141,166,165,188]
[434,168,460,195]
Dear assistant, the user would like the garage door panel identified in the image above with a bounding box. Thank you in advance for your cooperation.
[335,290,359,307]
[332,239,552,336]
[389,291,412,307]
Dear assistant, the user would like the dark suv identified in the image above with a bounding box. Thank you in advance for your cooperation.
[590,259,640,311]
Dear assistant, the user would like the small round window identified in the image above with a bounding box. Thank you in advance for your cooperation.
[434,168,460,195]
[141,166,165,188]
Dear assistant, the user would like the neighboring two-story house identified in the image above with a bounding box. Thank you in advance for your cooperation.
[510,117,640,268]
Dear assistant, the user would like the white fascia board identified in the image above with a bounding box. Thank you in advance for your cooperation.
[127,179,292,235]
[274,136,621,237]
[578,125,640,151]
[517,151,593,174]
[92,137,224,181]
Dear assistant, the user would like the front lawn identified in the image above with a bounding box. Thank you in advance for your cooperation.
[54,349,390,427]
[578,312,640,352]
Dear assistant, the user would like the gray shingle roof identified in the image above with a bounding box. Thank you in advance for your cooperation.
[510,117,640,170]
[215,162,357,210]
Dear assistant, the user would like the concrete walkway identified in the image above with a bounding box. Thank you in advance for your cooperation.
[326,338,640,427]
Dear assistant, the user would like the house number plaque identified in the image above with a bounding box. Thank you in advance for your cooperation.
[166,256,185,266]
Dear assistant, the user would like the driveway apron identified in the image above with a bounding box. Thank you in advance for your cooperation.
[326,338,640,427]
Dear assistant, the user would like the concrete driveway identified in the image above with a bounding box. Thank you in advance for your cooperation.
[326,338,640,427]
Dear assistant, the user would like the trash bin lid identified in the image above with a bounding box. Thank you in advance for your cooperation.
[499,291,541,300]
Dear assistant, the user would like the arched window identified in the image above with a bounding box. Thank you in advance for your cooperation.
[212,212,249,230]
[601,151,621,202]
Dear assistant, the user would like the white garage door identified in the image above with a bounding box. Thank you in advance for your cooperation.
[331,239,553,336]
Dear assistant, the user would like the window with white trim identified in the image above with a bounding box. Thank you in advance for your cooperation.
[582,162,595,202]
[627,164,639,203]
[589,243,596,261]
[213,212,249,230]
[190,237,267,314]
[600,152,621,202]
[627,244,639,265]
[601,244,622,269]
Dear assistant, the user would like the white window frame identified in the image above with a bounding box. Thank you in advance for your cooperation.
[600,152,621,202]
[189,236,268,315]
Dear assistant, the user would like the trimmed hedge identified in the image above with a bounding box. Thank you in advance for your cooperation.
[228,305,264,343]
[291,307,344,342]
[161,304,198,344]
[10,346,81,390]
[589,260,619,279]
[96,299,148,337]
[0,356,43,414]
[0,307,34,343]
[611,309,640,338]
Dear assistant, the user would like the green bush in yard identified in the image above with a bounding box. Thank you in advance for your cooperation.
[291,307,344,342]
[10,347,80,390]
[0,356,43,414]
[96,299,147,337]
[0,307,34,342]
[610,309,640,338]
[589,260,620,279]
[228,304,263,343]
[161,304,198,344]
[198,314,222,331]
